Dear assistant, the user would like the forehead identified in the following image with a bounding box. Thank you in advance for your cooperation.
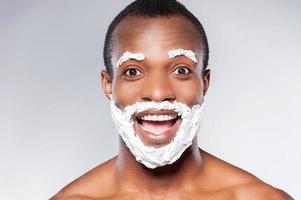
[111,15,202,60]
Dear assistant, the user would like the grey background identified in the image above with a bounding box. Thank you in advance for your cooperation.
[0,0,300,199]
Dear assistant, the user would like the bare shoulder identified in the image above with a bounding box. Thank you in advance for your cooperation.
[200,150,293,199]
[50,195,97,200]
[50,157,118,200]
[233,182,294,200]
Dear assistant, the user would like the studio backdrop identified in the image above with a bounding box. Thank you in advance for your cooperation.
[0,0,300,199]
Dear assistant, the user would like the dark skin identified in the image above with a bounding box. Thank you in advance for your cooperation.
[51,15,293,200]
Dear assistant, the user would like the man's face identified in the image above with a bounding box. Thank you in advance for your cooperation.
[102,15,210,147]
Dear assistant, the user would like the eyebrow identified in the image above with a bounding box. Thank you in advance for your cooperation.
[116,51,145,68]
[167,48,198,63]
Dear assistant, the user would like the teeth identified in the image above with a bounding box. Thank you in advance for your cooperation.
[140,115,177,121]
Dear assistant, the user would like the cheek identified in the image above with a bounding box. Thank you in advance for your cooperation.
[172,77,203,105]
[112,79,142,107]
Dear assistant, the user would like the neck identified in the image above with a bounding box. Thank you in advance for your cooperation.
[115,137,203,197]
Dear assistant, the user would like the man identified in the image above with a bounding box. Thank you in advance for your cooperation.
[51,0,293,199]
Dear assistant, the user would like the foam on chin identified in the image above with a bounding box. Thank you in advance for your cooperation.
[110,100,204,169]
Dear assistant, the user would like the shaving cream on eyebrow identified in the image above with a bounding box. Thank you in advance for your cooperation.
[116,51,145,68]
[167,48,198,63]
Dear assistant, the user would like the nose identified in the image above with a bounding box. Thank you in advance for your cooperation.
[141,73,176,102]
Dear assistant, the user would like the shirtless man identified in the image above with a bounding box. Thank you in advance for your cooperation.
[51,0,293,199]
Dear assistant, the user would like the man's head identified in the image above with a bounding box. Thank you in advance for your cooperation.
[101,0,210,168]
[103,0,209,76]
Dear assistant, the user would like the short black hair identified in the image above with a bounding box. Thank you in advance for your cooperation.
[103,0,209,75]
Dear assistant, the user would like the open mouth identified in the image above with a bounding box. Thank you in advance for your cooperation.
[133,110,182,146]
[137,114,178,135]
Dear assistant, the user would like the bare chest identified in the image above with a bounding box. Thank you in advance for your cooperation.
[100,190,236,200]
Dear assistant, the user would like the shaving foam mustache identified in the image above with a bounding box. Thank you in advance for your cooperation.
[110,100,204,169]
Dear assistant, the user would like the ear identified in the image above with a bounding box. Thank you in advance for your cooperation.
[202,69,210,96]
[100,70,112,100]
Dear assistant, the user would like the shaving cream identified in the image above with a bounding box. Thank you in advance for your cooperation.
[110,99,203,169]
[168,48,198,63]
[116,51,145,68]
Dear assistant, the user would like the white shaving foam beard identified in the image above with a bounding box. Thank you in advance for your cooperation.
[110,100,203,169]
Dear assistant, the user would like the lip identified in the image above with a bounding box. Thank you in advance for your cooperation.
[133,110,182,147]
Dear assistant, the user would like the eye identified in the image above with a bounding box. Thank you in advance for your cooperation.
[173,66,191,75]
[124,68,142,76]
